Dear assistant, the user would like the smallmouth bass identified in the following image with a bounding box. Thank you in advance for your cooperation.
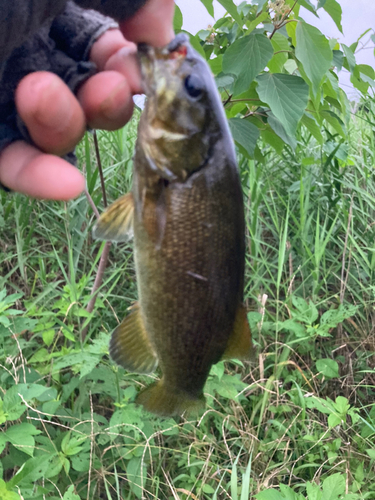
[94,34,253,417]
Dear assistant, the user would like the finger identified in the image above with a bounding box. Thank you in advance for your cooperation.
[120,0,175,47]
[90,29,142,94]
[90,28,135,71]
[77,70,134,130]
[0,141,85,200]
[104,46,142,95]
[15,72,86,156]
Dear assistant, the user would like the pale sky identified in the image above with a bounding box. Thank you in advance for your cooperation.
[175,0,375,98]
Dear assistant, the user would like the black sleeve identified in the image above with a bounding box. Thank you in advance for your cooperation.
[50,1,119,62]
[0,0,148,62]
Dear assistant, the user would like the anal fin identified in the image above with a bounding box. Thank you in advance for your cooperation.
[109,302,158,374]
[222,304,253,361]
[93,192,134,242]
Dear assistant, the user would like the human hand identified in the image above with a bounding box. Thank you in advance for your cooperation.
[0,0,175,200]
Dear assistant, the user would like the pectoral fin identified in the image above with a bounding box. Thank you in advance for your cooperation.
[109,303,158,374]
[222,304,253,361]
[93,193,134,242]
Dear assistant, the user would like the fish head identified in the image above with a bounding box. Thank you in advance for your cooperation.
[138,34,231,182]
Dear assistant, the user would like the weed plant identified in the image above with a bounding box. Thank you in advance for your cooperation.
[0,101,374,499]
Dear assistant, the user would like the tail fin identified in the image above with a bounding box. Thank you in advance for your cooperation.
[136,379,205,417]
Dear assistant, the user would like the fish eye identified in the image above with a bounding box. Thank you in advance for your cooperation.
[184,74,204,99]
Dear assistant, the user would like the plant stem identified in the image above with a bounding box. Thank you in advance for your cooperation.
[81,131,111,342]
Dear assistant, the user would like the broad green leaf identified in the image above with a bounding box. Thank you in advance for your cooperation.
[268,113,297,150]
[328,412,343,428]
[296,21,332,93]
[3,386,27,421]
[71,452,91,472]
[361,73,375,88]
[173,4,183,32]
[286,21,297,46]
[7,455,50,488]
[42,328,55,346]
[280,319,306,337]
[298,0,318,16]
[17,383,51,401]
[217,0,242,26]
[284,60,298,74]
[366,449,375,459]
[226,102,247,118]
[328,38,339,50]
[215,73,235,89]
[223,34,273,95]
[256,73,309,137]
[332,50,343,71]
[351,72,369,94]
[0,398,6,425]
[358,64,375,79]
[261,129,285,154]
[0,480,21,500]
[291,296,318,323]
[320,304,357,326]
[5,423,40,457]
[252,0,269,14]
[305,396,333,415]
[29,348,50,364]
[342,44,356,73]
[229,118,260,157]
[61,433,86,456]
[209,54,223,75]
[320,110,345,138]
[322,473,345,499]
[127,457,147,499]
[334,396,350,416]
[268,33,290,73]
[306,481,322,500]
[199,0,214,17]
[321,0,343,33]
[247,11,269,34]
[301,114,323,144]
[63,485,80,500]
[256,489,284,500]
[316,359,339,379]
[0,434,6,454]
[326,71,340,98]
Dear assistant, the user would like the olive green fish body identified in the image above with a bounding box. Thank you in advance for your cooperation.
[133,136,245,400]
[94,34,252,416]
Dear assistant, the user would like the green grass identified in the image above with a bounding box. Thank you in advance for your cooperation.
[0,101,375,500]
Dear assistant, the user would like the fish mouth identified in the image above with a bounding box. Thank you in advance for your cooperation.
[138,33,190,62]
[137,34,191,94]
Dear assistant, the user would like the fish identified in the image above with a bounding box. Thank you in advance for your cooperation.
[93,33,253,417]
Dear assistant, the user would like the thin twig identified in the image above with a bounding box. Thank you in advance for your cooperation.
[82,241,112,343]
[84,187,100,220]
[82,132,111,342]
[223,93,233,106]
[269,0,298,39]
[93,130,107,208]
